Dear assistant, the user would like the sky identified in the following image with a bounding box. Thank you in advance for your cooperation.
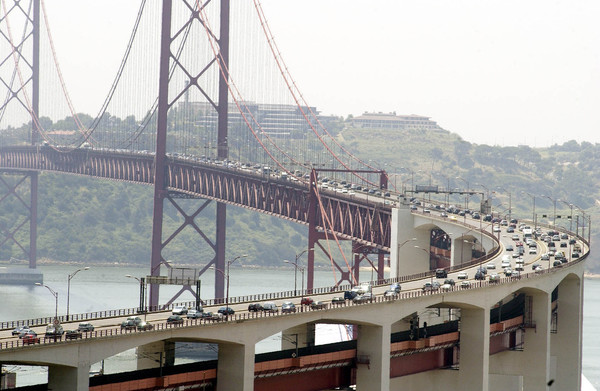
[44,0,600,148]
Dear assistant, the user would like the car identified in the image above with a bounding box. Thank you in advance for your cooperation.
[511,234,520,241]
[541,253,550,260]
[65,330,83,340]
[167,315,184,325]
[77,322,94,332]
[301,297,315,306]
[505,245,514,251]
[45,323,64,337]
[310,301,327,309]
[200,312,221,321]
[512,252,521,258]
[460,281,471,288]
[489,273,500,283]
[531,263,541,270]
[493,226,501,232]
[218,307,235,315]
[457,271,468,280]
[121,316,142,330]
[172,306,188,315]
[515,265,524,272]
[443,278,455,286]
[501,261,511,268]
[353,293,374,304]
[20,329,37,339]
[553,260,563,268]
[572,251,581,258]
[569,238,577,245]
[435,269,448,278]
[534,266,544,273]
[332,296,345,305]
[22,334,41,345]
[262,302,278,313]
[528,248,537,255]
[422,281,441,292]
[515,257,524,264]
[475,271,486,280]
[248,303,263,312]
[187,309,203,319]
[384,289,398,297]
[504,268,513,276]
[560,242,567,248]
[486,263,496,270]
[472,212,481,219]
[137,321,154,331]
[12,325,30,336]
[440,212,448,217]
[440,283,452,291]
[553,235,560,241]
[389,283,401,293]
[506,227,515,233]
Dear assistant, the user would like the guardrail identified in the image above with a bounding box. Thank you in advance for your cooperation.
[0,216,584,332]
[0,246,587,351]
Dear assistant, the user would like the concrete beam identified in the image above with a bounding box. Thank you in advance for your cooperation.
[137,340,175,370]
[282,323,315,352]
[522,291,551,390]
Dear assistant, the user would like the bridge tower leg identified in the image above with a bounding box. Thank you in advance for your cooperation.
[0,0,40,269]
[150,0,231,307]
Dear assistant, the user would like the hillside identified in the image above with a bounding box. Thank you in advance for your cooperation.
[0,117,597,272]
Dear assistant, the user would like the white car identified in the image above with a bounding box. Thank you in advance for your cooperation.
[528,248,537,255]
[486,263,496,270]
[457,272,468,280]
[501,261,511,268]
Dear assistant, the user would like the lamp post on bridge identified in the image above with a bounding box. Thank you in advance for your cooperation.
[521,192,537,230]
[496,186,511,222]
[210,254,248,317]
[67,266,90,321]
[557,199,574,232]
[36,283,59,324]
[541,195,557,229]
[283,259,305,299]
[125,275,147,319]
[455,176,470,210]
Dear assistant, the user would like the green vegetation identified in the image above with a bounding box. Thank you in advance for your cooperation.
[1,116,598,272]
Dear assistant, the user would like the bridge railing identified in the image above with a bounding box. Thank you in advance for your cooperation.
[0,246,587,351]
[0,217,584,332]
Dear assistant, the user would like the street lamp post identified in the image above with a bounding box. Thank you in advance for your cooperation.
[67,266,90,321]
[211,254,248,317]
[496,187,511,222]
[283,260,305,299]
[558,199,574,232]
[125,275,147,318]
[541,195,557,229]
[521,192,537,229]
[455,176,469,210]
[36,283,59,324]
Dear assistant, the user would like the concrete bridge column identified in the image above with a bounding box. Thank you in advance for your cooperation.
[356,323,391,391]
[217,342,255,391]
[282,323,315,352]
[137,340,176,370]
[552,277,583,390]
[48,363,90,391]
[521,291,551,390]
[459,306,490,391]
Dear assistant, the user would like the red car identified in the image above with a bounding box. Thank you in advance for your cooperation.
[300,297,314,306]
[22,334,40,345]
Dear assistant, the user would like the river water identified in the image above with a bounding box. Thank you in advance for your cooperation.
[1,264,598,388]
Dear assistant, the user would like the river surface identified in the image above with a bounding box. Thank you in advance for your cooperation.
[0,264,598,388]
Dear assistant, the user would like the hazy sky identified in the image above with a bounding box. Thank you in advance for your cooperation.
[46,1,600,148]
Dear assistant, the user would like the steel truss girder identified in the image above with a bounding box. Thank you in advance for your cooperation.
[0,147,393,252]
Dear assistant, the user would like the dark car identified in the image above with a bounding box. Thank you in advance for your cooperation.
[281,301,296,313]
[218,306,235,315]
[553,260,563,268]
[167,315,184,325]
[121,316,142,330]
[77,322,94,332]
[200,312,221,321]
[137,321,154,331]
[248,303,263,312]
[353,293,374,304]
[435,269,448,278]
[475,271,486,280]
[343,291,358,301]
[332,297,345,305]
[443,278,455,286]
[65,330,83,340]
[310,301,327,310]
